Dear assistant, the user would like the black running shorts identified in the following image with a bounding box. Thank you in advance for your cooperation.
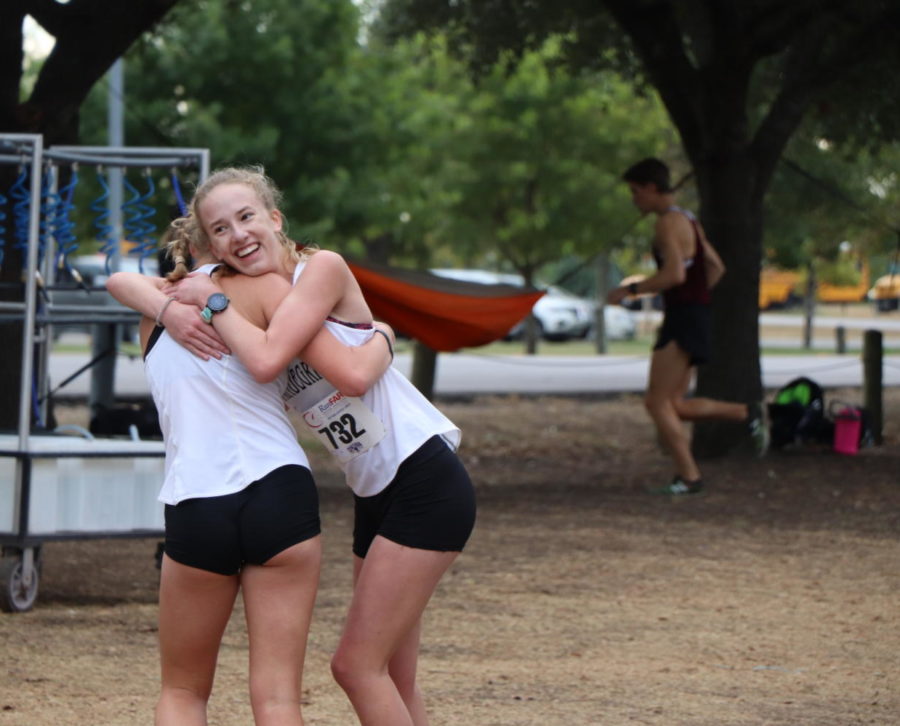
[164,464,320,575]
[352,436,477,558]
[654,303,711,365]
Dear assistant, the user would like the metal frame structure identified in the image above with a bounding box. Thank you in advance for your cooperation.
[0,136,209,611]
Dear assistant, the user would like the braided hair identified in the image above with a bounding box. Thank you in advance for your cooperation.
[162,214,199,282]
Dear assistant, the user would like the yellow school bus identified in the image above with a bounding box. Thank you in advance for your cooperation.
[817,262,870,303]
[759,267,800,309]
[868,273,900,311]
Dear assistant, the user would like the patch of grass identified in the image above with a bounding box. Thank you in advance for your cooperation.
[51,342,143,356]
[397,336,900,357]
[464,337,652,356]
[56,336,900,358]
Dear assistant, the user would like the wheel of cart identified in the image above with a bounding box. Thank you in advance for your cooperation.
[0,546,42,613]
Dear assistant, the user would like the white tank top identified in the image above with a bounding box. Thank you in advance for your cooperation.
[145,264,309,505]
[282,262,460,497]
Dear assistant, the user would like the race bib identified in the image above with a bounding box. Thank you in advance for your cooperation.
[301,390,386,463]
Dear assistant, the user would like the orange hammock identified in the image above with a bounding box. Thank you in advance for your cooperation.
[347,260,543,352]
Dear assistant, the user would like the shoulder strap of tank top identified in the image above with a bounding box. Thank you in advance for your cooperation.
[292,261,306,285]
[144,324,164,360]
[665,205,696,222]
[194,262,221,278]
[144,262,220,358]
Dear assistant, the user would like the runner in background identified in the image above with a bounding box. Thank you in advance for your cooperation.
[607,157,767,496]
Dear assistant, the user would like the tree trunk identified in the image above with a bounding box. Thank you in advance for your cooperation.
[410,340,437,400]
[691,155,763,457]
[803,260,816,349]
[523,314,540,355]
[593,252,609,354]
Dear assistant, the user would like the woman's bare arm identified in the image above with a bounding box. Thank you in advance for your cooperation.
[299,322,394,396]
[169,252,370,382]
[216,271,392,392]
[106,272,230,359]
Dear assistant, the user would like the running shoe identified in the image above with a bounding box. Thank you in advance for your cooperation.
[747,401,769,457]
[650,476,704,496]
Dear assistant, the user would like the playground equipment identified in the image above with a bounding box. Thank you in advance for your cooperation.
[0,133,209,612]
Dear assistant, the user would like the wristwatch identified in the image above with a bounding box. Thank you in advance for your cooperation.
[200,292,230,323]
[627,282,639,296]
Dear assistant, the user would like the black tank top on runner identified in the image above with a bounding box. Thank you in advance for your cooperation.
[653,206,711,307]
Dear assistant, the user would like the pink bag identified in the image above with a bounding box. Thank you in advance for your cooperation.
[832,405,862,455]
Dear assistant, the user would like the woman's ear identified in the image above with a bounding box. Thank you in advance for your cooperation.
[271,208,283,232]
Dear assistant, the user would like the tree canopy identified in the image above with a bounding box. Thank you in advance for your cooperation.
[2,1,179,141]
[381,0,900,453]
[84,5,675,276]
[427,38,672,282]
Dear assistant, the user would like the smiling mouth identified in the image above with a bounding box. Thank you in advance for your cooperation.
[235,243,260,259]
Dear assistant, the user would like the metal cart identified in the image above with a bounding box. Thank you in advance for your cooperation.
[0,134,208,611]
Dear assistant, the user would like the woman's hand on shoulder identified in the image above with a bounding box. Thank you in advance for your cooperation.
[163,272,220,307]
[161,302,231,360]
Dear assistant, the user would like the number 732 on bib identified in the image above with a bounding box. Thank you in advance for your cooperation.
[302,391,386,463]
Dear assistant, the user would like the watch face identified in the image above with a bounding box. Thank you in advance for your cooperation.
[207,292,229,312]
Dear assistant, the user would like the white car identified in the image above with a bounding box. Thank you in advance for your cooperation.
[593,296,638,342]
[429,268,636,342]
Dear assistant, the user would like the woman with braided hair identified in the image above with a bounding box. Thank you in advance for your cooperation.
[107,219,394,726]
[164,166,476,726]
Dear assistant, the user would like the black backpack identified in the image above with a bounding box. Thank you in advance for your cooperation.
[767,377,832,449]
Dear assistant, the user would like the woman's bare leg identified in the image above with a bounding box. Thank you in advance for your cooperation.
[156,555,240,726]
[331,538,457,726]
[241,537,322,726]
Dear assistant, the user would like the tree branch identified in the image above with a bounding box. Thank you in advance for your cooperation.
[0,6,25,128]
[602,1,708,155]
[23,0,70,37]
[742,0,824,61]
[751,5,900,196]
[24,0,180,141]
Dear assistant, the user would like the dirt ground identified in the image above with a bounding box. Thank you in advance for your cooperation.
[1,388,898,726]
